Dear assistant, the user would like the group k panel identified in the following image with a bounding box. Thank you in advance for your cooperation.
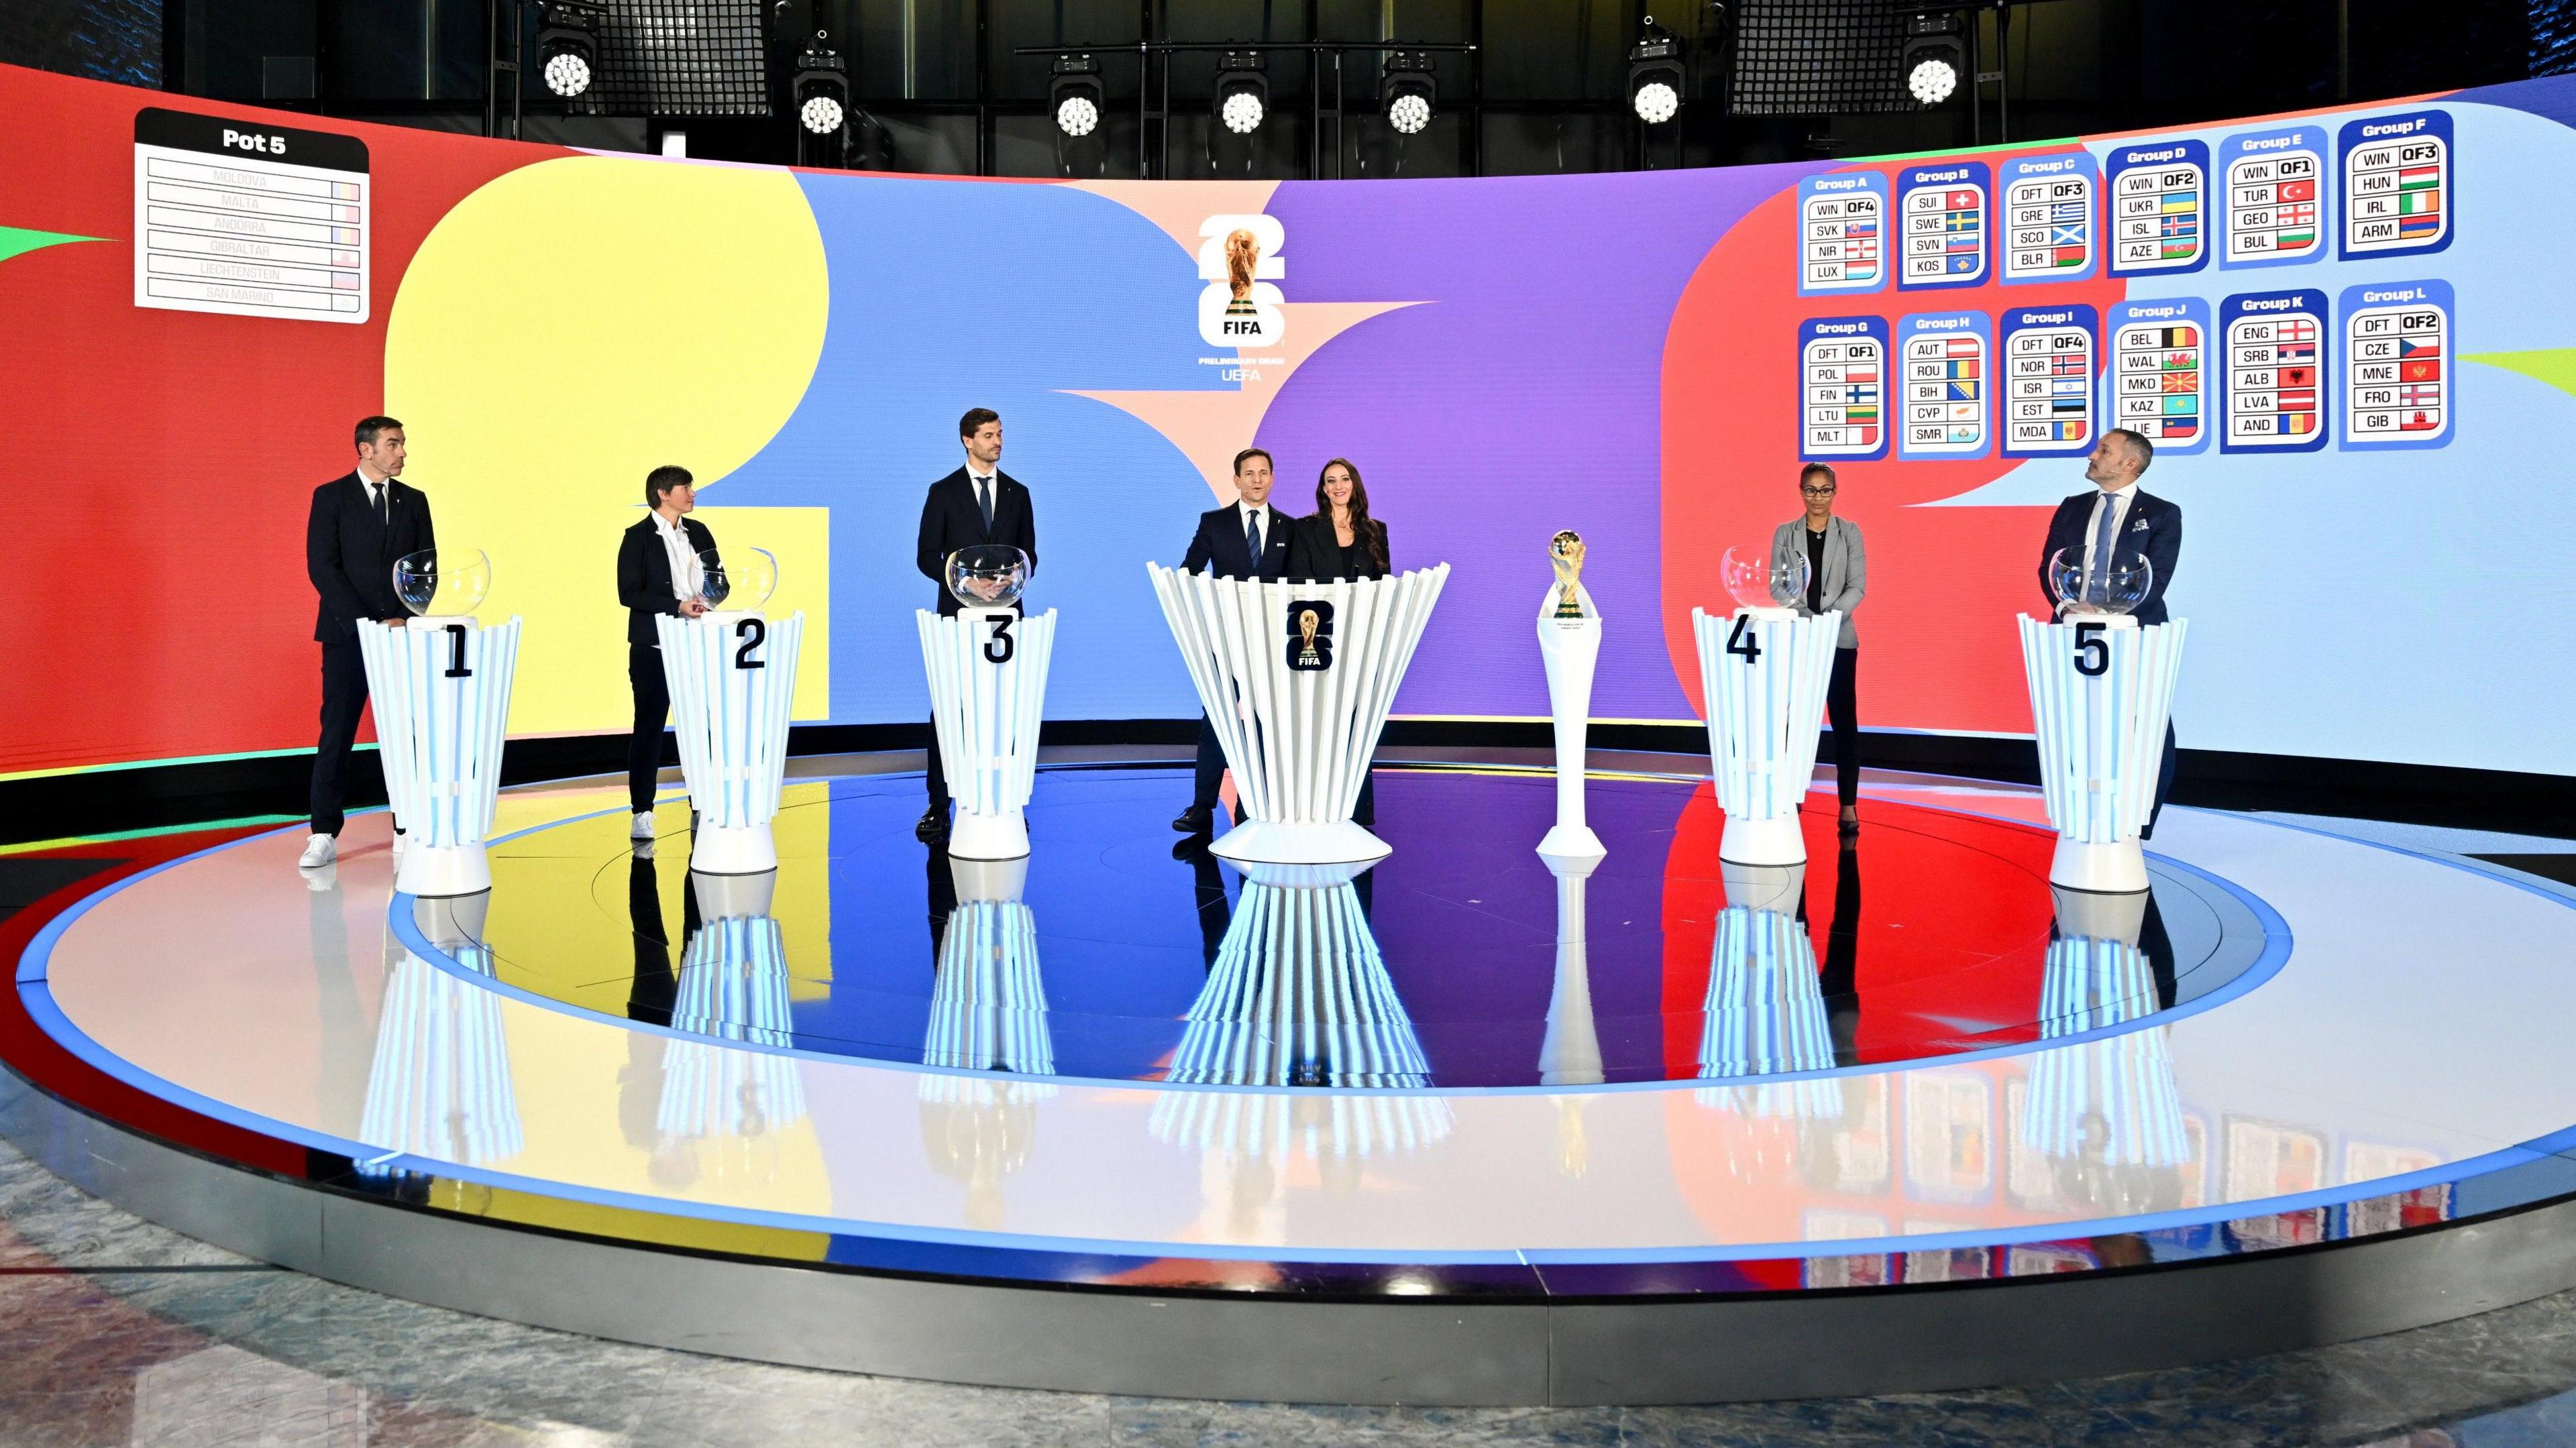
[1147,565,1449,865]
[659,610,806,873]
[1690,607,1840,867]
[918,608,1058,860]
[2220,290,2331,453]
[356,615,521,897]
[2017,616,2188,893]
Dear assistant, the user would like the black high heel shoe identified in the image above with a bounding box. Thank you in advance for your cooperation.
[1837,805,1860,838]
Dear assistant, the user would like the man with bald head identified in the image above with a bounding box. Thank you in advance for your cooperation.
[2039,427,2183,836]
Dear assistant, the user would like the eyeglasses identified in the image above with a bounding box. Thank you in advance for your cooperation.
[1800,485,1837,497]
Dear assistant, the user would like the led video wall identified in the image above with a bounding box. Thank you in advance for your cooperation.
[5,60,2573,781]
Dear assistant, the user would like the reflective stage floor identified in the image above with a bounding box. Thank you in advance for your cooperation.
[9,753,2576,1404]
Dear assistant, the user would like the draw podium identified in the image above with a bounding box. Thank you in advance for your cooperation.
[2018,614,2186,893]
[357,616,522,898]
[657,610,805,876]
[918,606,1058,860]
[1690,606,1840,867]
[1148,564,1448,865]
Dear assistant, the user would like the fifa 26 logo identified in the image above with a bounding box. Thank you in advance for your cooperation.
[1197,214,1285,349]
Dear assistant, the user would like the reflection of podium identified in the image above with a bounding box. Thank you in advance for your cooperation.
[1168,861,1428,1089]
[1148,565,1449,865]
[660,869,808,1173]
[1696,862,1840,1119]
[2017,614,2187,893]
[1535,583,1605,859]
[918,607,1058,860]
[658,610,806,876]
[1690,606,1839,867]
[2022,885,2189,1206]
[358,616,522,897]
[924,857,1052,1075]
[359,897,521,1172]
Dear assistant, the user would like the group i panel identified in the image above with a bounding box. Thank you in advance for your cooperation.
[1898,163,1990,289]
[2339,111,2451,260]
[2221,127,2326,267]
[1999,154,2098,284]
[2105,299,2210,454]
[2340,280,2452,448]
[1898,313,1992,458]
[1799,174,1890,295]
[2002,306,2100,457]
[1800,317,1891,461]
[2222,290,2330,452]
[2107,140,2210,276]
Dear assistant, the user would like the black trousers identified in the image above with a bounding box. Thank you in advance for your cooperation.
[628,642,672,815]
[309,636,369,836]
[1826,645,1860,809]
[926,712,949,810]
[2147,722,2178,837]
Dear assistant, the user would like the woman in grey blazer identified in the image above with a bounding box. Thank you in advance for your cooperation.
[1772,463,1866,836]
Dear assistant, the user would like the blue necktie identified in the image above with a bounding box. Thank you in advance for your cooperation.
[1244,510,1261,568]
[977,478,993,535]
[2087,495,2118,603]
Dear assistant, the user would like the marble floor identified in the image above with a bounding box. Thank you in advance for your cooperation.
[4,1123,2576,1447]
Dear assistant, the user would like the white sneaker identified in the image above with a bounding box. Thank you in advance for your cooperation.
[297,834,336,869]
[302,862,338,893]
[631,811,657,840]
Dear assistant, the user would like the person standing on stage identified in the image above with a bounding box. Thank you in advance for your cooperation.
[1171,447,1293,836]
[2039,426,2183,836]
[616,465,715,840]
[1773,463,1866,838]
[300,416,435,871]
[916,408,1038,842]
[1287,457,1391,826]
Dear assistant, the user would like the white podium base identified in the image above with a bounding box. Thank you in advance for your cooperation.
[948,808,1030,862]
[689,823,777,877]
[1718,813,1806,868]
[395,842,490,899]
[2051,838,2149,895]
[1536,823,1606,860]
[1211,818,1392,866]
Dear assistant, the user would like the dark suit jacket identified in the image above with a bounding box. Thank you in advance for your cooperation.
[1285,514,1391,582]
[2039,487,2182,626]
[1180,503,1293,581]
[617,514,719,646]
[307,470,435,642]
[916,467,1036,618]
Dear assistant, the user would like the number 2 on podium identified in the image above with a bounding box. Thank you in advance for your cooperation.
[1725,614,1762,665]
[734,617,766,670]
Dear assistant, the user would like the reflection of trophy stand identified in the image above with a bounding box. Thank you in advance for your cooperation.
[2021,550,2186,894]
[360,547,519,898]
[1691,548,1839,868]
[1538,850,1604,1087]
[919,547,1055,861]
[1536,531,1605,860]
[660,548,803,877]
[1148,563,1449,865]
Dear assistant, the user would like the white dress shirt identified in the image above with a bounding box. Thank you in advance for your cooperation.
[356,465,389,520]
[2081,482,2140,577]
[653,511,696,602]
[1236,500,1274,561]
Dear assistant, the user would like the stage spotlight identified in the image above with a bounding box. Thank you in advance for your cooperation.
[1628,19,1686,125]
[1381,52,1435,135]
[1216,51,1268,135]
[1051,53,1103,137]
[1901,10,1966,107]
[792,33,849,137]
[535,2,602,100]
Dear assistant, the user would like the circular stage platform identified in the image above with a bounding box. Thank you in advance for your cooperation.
[9,753,2576,1405]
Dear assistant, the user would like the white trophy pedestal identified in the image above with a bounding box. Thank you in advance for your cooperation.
[657,609,804,877]
[1538,849,1604,1087]
[1149,564,1449,867]
[356,616,522,900]
[1692,604,1841,870]
[918,605,1057,862]
[1536,584,1605,860]
[2018,611,2186,897]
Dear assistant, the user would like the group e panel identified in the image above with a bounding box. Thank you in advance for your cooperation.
[1785,107,2456,463]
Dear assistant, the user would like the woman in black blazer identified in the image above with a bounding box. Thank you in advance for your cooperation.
[1287,457,1391,582]
[1289,457,1391,825]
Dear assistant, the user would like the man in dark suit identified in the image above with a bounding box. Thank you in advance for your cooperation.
[301,416,435,870]
[916,407,1038,841]
[616,465,717,840]
[2040,426,2184,836]
[1173,447,1294,836]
